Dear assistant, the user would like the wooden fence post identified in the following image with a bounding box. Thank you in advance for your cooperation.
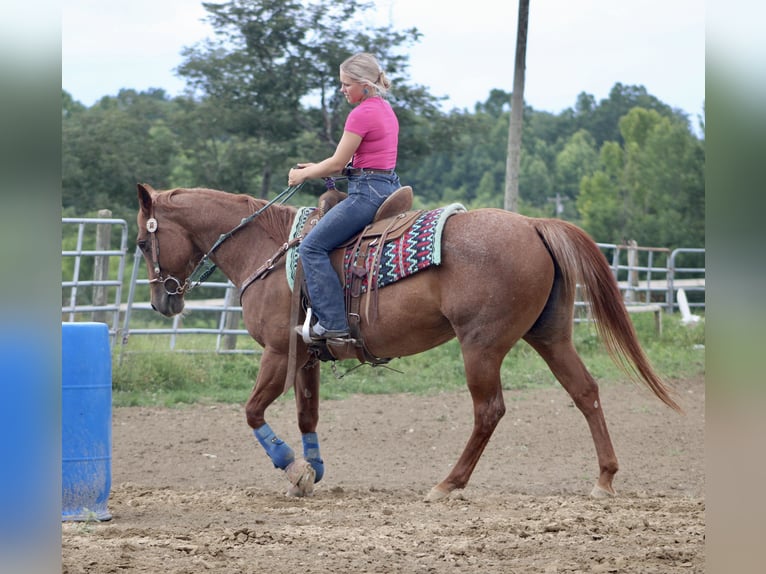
[221,285,240,350]
[92,209,112,323]
[625,239,638,304]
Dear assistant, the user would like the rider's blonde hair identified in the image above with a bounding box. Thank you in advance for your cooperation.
[340,53,392,97]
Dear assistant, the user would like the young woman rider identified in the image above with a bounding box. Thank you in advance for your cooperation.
[288,52,401,341]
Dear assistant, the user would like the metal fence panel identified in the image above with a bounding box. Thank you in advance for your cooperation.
[61,217,129,344]
[62,218,705,355]
[119,245,255,360]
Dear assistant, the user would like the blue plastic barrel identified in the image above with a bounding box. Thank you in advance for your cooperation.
[62,322,112,521]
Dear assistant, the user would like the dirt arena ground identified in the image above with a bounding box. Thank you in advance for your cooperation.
[62,375,704,573]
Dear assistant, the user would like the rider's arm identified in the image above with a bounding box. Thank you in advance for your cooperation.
[288,131,362,186]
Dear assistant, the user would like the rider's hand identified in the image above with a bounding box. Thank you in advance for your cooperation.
[288,163,314,186]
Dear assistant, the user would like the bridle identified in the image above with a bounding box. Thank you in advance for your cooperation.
[142,184,305,297]
[143,211,189,296]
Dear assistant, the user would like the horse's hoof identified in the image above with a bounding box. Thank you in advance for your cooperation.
[285,459,316,497]
[424,485,451,502]
[286,484,311,497]
[590,484,616,498]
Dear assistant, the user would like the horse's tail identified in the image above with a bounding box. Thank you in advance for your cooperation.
[532,218,682,413]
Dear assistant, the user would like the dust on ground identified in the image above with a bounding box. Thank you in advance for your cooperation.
[62,375,704,573]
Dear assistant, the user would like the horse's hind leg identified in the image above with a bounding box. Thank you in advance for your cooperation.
[427,347,506,501]
[525,337,619,497]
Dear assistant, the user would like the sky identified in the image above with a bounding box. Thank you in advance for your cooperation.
[63,0,707,120]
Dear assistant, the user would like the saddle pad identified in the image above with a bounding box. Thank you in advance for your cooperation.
[286,203,465,292]
[344,203,466,293]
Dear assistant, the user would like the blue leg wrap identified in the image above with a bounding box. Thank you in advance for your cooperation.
[302,432,324,483]
[253,423,295,470]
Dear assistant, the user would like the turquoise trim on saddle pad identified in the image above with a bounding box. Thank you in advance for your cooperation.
[430,202,466,264]
[286,207,316,292]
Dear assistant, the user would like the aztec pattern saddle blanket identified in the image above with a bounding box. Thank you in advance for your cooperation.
[286,203,466,293]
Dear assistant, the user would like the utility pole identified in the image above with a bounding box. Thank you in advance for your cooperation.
[504,0,530,213]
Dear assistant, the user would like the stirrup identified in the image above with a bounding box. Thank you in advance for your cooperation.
[297,308,314,344]
[296,309,354,344]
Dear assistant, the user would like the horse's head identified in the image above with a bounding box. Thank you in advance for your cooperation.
[136,183,198,317]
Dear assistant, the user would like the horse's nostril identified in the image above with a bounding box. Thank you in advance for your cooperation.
[151,303,157,311]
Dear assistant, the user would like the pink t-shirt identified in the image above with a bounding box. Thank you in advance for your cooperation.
[344,97,399,170]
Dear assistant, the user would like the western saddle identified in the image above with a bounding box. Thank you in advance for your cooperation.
[292,185,418,367]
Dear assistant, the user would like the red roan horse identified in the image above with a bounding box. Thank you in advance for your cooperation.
[135,183,681,500]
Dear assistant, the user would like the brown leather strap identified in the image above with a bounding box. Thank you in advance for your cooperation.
[240,236,303,300]
[364,214,403,323]
[284,261,305,395]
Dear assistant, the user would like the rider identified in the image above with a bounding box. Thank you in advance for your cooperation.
[288,52,401,342]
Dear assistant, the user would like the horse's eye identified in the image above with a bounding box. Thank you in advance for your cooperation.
[137,239,149,252]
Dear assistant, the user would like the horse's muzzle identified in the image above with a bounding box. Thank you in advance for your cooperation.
[151,292,185,317]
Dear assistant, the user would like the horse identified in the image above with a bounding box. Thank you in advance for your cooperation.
[135,182,681,500]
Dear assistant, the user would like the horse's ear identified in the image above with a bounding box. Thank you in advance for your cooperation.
[137,183,154,217]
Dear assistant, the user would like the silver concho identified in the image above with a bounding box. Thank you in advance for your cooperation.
[146,218,158,233]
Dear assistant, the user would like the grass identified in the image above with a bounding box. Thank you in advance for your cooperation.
[112,312,705,408]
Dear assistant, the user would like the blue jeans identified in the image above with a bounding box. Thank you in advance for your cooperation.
[299,173,401,331]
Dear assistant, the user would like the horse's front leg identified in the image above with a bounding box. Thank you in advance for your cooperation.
[245,347,316,496]
[290,359,324,494]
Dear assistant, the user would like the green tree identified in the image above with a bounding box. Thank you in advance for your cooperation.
[620,108,705,247]
[578,143,623,243]
[554,129,599,219]
[571,83,684,147]
[62,89,180,218]
[578,108,704,247]
[403,102,508,207]
[177,0,433,197]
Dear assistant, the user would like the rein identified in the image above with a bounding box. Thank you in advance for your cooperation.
[146,184,303,295]
[237,178,344,297]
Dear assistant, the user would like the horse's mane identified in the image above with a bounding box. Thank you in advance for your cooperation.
[252,196,295,244]
[162,187,295,243]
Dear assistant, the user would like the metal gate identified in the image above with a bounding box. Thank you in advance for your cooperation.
[61,215,129,344]
[120,245,253,356]
[63,217,705,355]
